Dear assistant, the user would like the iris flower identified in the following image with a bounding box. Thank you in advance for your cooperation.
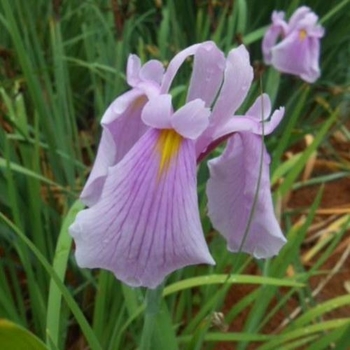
[262,6,325,83]
[69,42,286,288]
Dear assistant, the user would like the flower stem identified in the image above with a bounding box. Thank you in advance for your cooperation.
[140,283,164,350]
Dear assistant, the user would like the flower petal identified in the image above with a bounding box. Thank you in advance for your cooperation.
[126,54,141,86]
[160,43,202,94]
[210,45,253,125]
[81,90,149,206]
[195,45,254,156]
[287,6,312,32]
[171,99,210,139]
[271,31,321,82]
[139,60,165,86]
[262,11,287,64]
[210,94,284,140]
[187,42,226,106]
[80,128,116,207]
[245,93,272,122]
[70,128,215,288]
[206,132,286,258]
[101,89,144,124]
[141,94,172,129]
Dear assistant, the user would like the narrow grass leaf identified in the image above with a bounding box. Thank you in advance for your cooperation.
[0,213,103,350]
[46,200,85,349]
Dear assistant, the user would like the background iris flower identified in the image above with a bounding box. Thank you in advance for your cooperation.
[70,41,286,288]
[262,6,325,83]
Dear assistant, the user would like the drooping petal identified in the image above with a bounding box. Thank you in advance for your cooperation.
[172,99,210,139]
[101,89,144,124]
[271,31,321,83]
[206,132,286,258]
[80,128,116,207]
[105,95,150,163]
[80,89,149,206]
[187,42,226,106]
[141,94,173,129]
[70,128,215,289]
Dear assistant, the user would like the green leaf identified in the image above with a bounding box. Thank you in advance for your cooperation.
[46,200,85,349]
[0,319,47,350]
[164,274,303,296]
[0,213,103,350]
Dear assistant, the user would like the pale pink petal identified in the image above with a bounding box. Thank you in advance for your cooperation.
[139,60,165,86]
[101,89,144,124]
[264,6,324,83]
[271,31,321,83]
[127,55,164,90]
[245,94,272,122]
[262,11,287,64]
[195,45,254,156]
[206,132,286,258]
[210,45,253,125]
[160,43,202,93]
[70,129,214,288]
[209,93,284,141]
[287,6,312,32]
[187,42,226,106]
[172,99,210,139]
[81,90,149,206]
[141,94,172,129]
[126,54,141,86]
[80,128,116,207]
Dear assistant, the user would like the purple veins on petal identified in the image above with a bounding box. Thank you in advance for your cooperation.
[206,132,286,259]
[70,128,214,289]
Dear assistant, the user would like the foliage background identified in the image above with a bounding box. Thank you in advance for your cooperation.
[0,0,350,349]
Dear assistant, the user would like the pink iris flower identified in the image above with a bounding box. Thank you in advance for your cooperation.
[262,6,325,83]
[69,41,286,288]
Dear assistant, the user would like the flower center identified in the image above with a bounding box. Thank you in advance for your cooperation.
[299,29,307,41]
[156,129,183,176]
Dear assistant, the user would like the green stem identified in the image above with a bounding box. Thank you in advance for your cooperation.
[140,283,165,350]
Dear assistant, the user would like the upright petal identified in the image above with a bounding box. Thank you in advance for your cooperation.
[210,45,253,125]
[139,60,165,86]
[187,42,226,106]
[262,11,287,64]
[70,128,214,289]
[206,132,286,258]
[287,6,312,33]
[127,54,164,89]
[127,54,142,87]
[195,45,253,156]
[160,43,202,94]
